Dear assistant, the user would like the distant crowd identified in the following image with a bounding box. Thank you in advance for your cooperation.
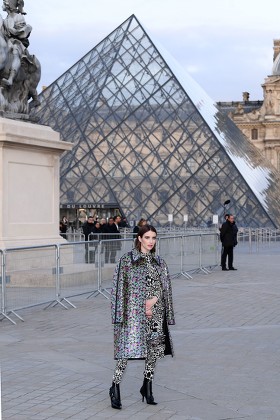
[59,215,148,239]
[59,215,129,239]
[59,215,148,264]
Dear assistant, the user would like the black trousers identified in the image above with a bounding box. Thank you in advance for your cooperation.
[221,246,233,269]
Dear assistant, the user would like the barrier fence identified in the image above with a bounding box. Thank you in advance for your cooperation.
[1,228,279,324]
[67,227,280,243]
[0,232,219,324]
[237,228,280,251]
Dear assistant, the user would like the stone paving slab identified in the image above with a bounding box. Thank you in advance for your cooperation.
[1,245,280,419]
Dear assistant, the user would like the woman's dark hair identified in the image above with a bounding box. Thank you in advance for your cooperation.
[137,218,147,227]
[135,224,157,252]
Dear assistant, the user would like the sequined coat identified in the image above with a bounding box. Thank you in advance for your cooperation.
[111,248,175,360]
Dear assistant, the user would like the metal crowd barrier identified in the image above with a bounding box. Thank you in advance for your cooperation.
[65,231,85,242]
[237,228,280,252]
[0,232,219,324]
[158,233,218,279]
[1,228,278,324]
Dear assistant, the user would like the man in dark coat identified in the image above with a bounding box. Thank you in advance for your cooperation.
[118,217,129,228]
[82,216,96,263]
[220,213,229,266]
[103,217,121,264]
[220,214,238,271]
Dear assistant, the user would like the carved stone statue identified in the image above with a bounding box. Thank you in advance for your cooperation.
[242,91,250,102]
[272,39,280,76]
[0,0,40,117]
[3,0,26,15]
[234,103,244,115]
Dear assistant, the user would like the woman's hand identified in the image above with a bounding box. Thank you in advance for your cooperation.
[145,297,158,318]
[146,307,153,318]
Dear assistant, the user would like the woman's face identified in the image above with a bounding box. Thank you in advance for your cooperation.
[138,230,157,253]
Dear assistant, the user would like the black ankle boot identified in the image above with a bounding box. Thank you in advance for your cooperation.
[140,378,157,405]
[109,382,122,409]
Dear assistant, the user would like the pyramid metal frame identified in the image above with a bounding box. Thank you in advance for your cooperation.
[32,15,280,227]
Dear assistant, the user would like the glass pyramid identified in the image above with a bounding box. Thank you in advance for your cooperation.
[31,15,280,227]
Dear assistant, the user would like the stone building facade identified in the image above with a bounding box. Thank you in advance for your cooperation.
[219,40,280,171]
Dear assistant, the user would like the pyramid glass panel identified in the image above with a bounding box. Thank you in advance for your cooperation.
[31,15,280,227]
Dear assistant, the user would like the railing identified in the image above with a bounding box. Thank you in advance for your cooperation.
[2,228,280,324]
[65,227,218,240]
[237,228,280,251]
[0,232,219,324]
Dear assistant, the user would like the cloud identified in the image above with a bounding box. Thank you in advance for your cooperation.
[185,65,201,74]
[20,0,280,101]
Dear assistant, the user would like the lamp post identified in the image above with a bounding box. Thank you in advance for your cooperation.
[168,214,173,229]
[223,199,231,215]
[183,214,188,230]
[222,199,231,224]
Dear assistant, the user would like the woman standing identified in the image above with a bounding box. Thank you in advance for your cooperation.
[110,225,175,410]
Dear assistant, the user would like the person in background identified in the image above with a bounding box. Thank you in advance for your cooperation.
[100,218,107,227]
[100,218,108,239]
[133,218,147,238]
[114,215,122,229]
[99,218,108,256]
[220,214,229,266]
[60,215,68,239]
[118,217,129,228]
[109,224,175,410]
[82,216,96,263]
[86,221,103,263]
[220,214,238,271]
[220,214,229,229]
[232,216,238,248]
[93,221,103,239]
[104,217,121,264]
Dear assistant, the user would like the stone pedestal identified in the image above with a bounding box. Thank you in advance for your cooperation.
[0,117,72,248]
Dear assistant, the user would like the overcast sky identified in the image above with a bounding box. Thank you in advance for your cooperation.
[22,0,280,101]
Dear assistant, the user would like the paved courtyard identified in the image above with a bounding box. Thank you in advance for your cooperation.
[1,244,280,419]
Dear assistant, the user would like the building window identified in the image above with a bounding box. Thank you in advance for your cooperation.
[251,128,258,140]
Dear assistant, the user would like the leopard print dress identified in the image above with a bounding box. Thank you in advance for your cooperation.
[143,252,166,362]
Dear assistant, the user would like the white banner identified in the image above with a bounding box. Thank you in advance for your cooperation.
[168,214,173,222]
[212,214,219,224]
